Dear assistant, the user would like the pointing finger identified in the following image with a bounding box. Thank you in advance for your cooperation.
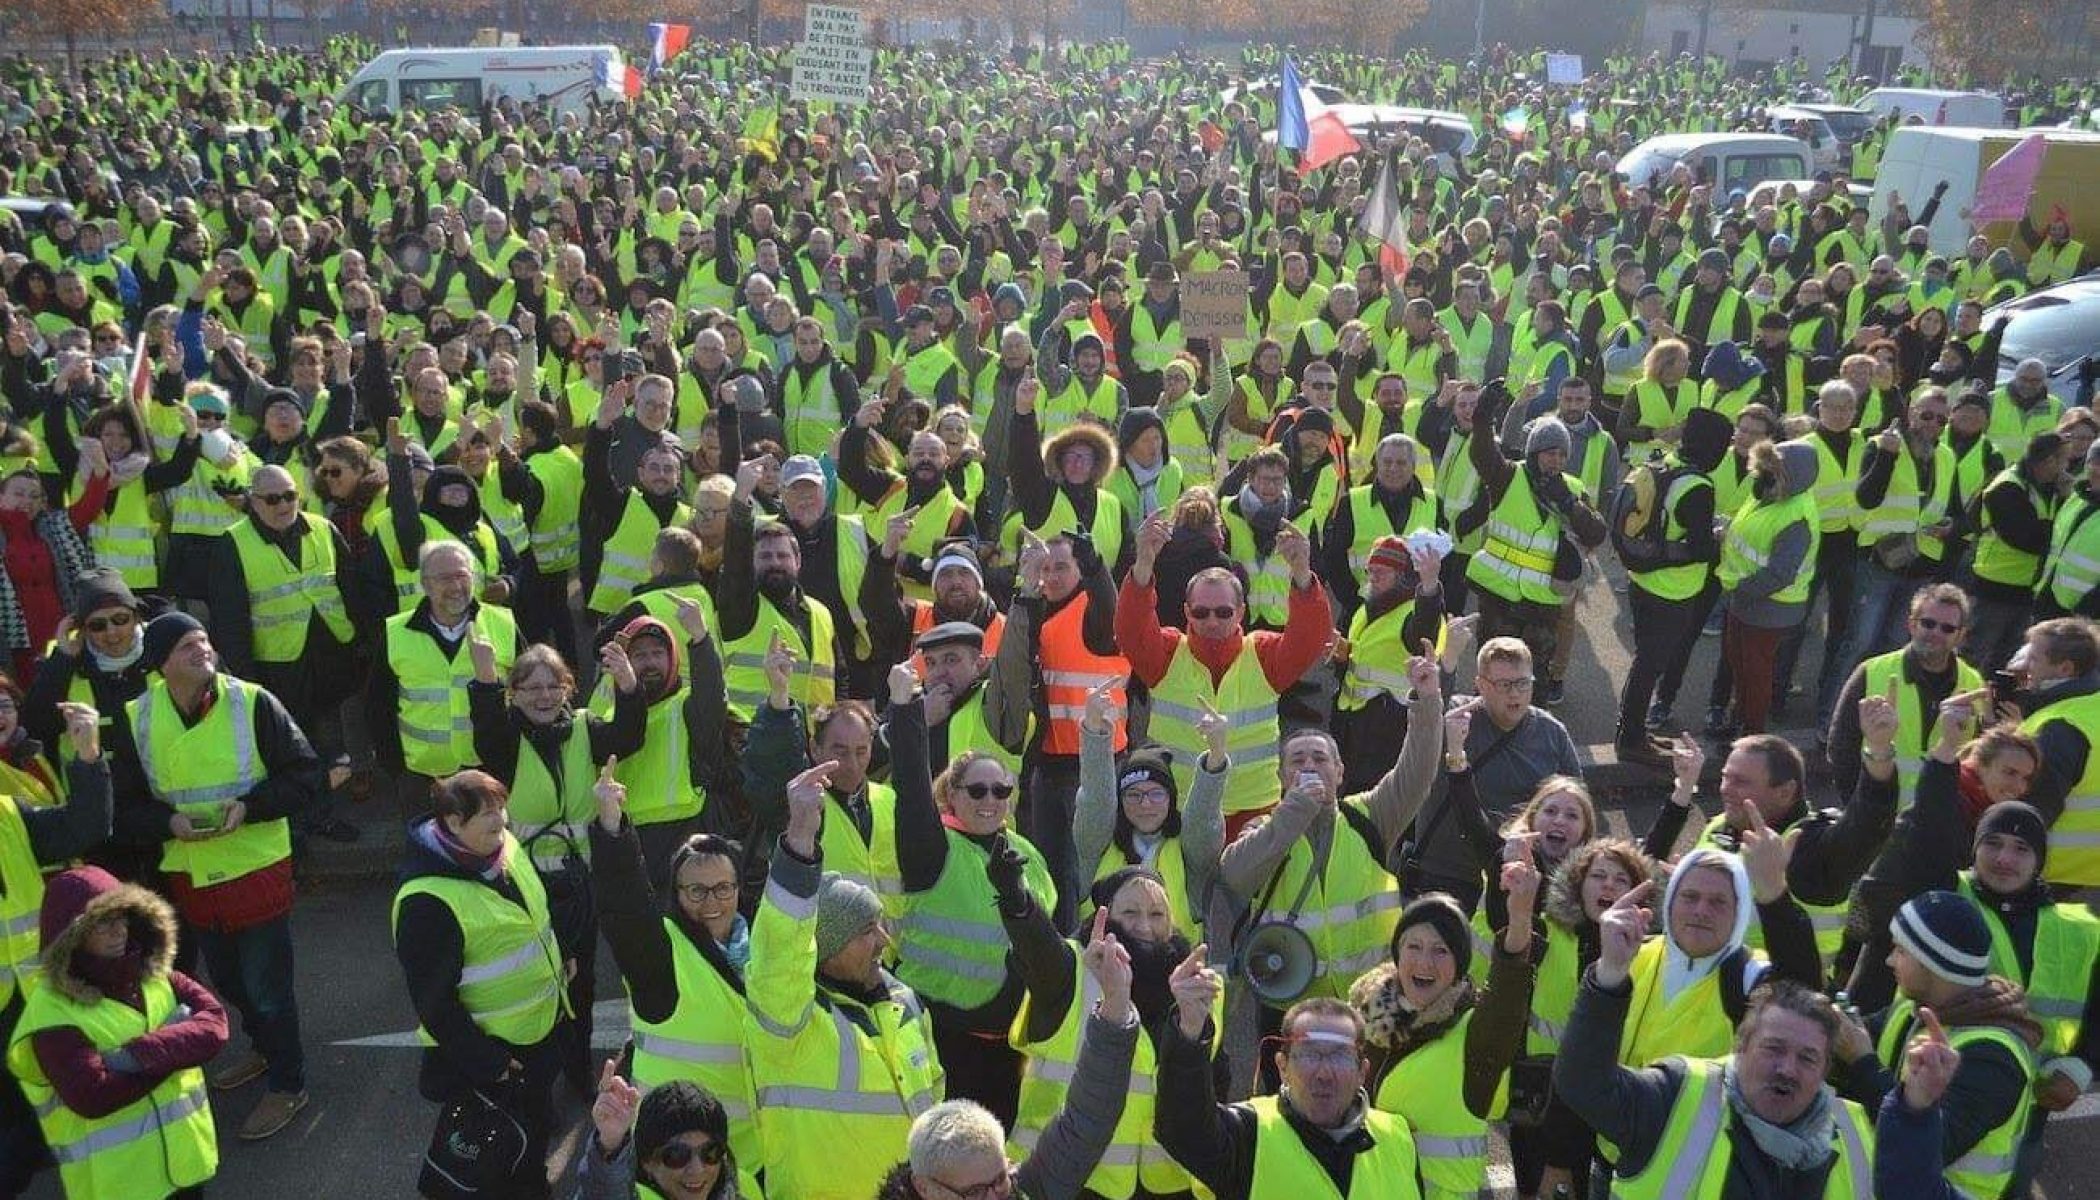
[599,755,620,781]
[1091,907,1109,943]
[1918,1006,1948,1043]
[598,1058,618,1093]
[1614,880,1656,910]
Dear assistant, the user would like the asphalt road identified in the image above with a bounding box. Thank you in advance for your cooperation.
[18,575,2100,1198]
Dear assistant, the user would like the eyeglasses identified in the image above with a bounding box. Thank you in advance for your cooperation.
[253,491,298,506]
[929,1169,1014,1199]
[1123,784,1171,804]
[676,881,739,902]
[961,782,1016,800]
[1915,616,1964,633]
[1286,1042,1361,1069]
[1187,606,1238,620]
[1482,676,1535,693]
[84,611,135,634]
[317,466,346,479]
[653,1138,726,1170]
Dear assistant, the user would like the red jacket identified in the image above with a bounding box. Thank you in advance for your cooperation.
[1115,575,1331,694]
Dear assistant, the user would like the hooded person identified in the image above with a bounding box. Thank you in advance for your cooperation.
[1701,338,1768,417]
[1037,328,1125,429]
[1110,406,1177,529]
[1006,392,1126,570]
[1615,844,1823,1068]
[7,867,230,1200]
[600,613,727,892]
[373,453,520,616]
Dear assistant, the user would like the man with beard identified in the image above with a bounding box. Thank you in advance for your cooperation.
[724,448,872,703]
[2037,440,2100,619]
[998,863,1217,1199]
[718,509,841,725]
[601,608,727,885]
[838,396,976,598]
[864,533,1007,677]
[1987,357,2065,464]
[1037,322,1127,430]
[583,380,692,622]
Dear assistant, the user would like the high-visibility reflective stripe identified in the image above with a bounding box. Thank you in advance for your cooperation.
[1529,1013,1564,1043]
[1,911,35,936]
[459,933,560,986]
[1952,1150,2018,1175]
[47,1084,211,1163]
[1329,945,1388,975]
[1149,698,1272,731]
[1644,1071,1726,1199]
[1042,669,1120,688]
[1299,890,1405,929]
[1027,1057,1157,1094]
[632,1031,746,1067]
[1414,1133,1488,1159]
[765,878,817,921]
[2031,996,2086,1019]
[400,687,450,704]
[894,941,1007,983]
[1833,1098,1872,1197]
[903,911,998,940]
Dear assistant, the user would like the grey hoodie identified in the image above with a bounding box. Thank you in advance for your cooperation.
[1728,441,1819,628]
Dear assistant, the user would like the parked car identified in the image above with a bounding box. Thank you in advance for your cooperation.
[1986,274,2100,405]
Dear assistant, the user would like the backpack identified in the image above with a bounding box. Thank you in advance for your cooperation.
[1611,456,1691,572]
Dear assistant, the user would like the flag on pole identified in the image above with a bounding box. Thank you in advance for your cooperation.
[1357,157,1411,280]
[596,52,643,100]
[1277,56,1359,171]
[1970,134,2048,223]
[646,23,691,75]
[126,331,157,460]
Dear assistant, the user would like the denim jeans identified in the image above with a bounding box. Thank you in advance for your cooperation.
[196,915,305,1093]
[1817,559,1922,733]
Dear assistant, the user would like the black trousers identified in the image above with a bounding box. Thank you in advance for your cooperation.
[1021,754,1084,931]
[1617,582,1716,741]
[930,1009,1023,1130]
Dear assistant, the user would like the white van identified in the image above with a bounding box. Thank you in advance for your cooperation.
[1871,125,2100,253]
[1766,107,1842,172]
[1858,88,2005,129]
[1616,133,1812,196]
[338,46,623,116]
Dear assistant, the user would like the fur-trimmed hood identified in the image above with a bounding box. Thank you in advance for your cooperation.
[1042,420,1118,488]
[37,866,178,1006]
[873,1162,921,1200]
[1545,838,1657,932]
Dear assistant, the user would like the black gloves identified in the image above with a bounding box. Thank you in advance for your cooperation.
[985,832,1032,917]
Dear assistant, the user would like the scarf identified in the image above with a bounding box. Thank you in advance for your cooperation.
[90,628,145,673]
[1955,761,1996,834]
[1722,1059,1838,1171]
[416,815,512,882]
[1127,457,1167,518]
[719,914,752,971]
[107,452,151,488]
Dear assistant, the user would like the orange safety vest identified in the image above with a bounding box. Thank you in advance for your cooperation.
[1037,592,1129,756]
[908,601,1007,676]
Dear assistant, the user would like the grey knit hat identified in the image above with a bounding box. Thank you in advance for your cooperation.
[1524,416,1572,460]
[814,872,885,963]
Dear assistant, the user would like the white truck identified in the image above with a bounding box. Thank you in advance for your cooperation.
[1870,125,2100,255]
[1858,87,2006,129]
[338,46,624,116]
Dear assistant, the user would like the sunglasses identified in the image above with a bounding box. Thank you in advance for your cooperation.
[961,782,1016,800]
[654,1139,726,1170]
[1915,616,1964,633]
[85,611,135,634]
[317,466,346,479]
[1187,605,1238,620]
[1305,381,1338,391]
[253,491,298,506]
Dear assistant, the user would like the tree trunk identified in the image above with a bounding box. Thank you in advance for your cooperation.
[66,27,78,77]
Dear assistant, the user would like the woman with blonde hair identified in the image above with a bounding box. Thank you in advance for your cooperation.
[1617,337,1698,464]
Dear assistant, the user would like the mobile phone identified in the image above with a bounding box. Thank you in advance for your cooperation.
[1991,670,2020,707]
[187,806,222,832]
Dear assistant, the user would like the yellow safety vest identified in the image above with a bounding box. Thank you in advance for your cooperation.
[1128,304,1184,373]
[1719,490,1820,605]
[0,796,43,1010]
[1856,445,1954,564]
[1246,1094,1422,1199]
[895,828,1055,1010]
[6,974,217,1200]
[1149,639,1282,816]
[1875,998,2034,1200]
[383,604,519,777]
[1958,874,2100,1058]
[1986,390,2064,463]
[1974,467,2060,589]
[1632,465,1714,602]
[1220,498,1315,628]
[783,360,847,459]
[720,594,837,723]
[1251,805,1403,996]
[1628,378,1701,463]
[747,886,942,1200]
[1619,936,1755,1067]
[390,835,567,1046]
[1373,1008,1508,1200]
[1794,433,1863,532]
[228,515,354,663]
[589,491,693,614]
[1606,1055,1872,1199]
[2020,692,2100,887]
[2041,495,2100,613]
[506,716,598,872]
[1862,651,1983,815]
[86,481,159,588]
[524,447,585,573]
[820,781,903,909]
[1344,484,1439,580]
[131,676,289,886]
[1467,468,1581,606]
[629,918,764,1166]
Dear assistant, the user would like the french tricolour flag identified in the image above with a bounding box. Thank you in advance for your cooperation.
[597,51,643,100]
[647,22,690,75]
[1276,56,1358,172]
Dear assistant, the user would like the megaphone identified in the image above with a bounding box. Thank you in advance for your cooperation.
[1240,920,1318,1006]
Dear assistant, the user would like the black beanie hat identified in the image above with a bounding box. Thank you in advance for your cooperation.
[1392,893,1472,979]
[140,611,205,672]
[1089,864,1169,923]
[1975,801,2049,873]
[1116,748,1178,805]
[1680,407,1733,474]
[633,1079,729,1165]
